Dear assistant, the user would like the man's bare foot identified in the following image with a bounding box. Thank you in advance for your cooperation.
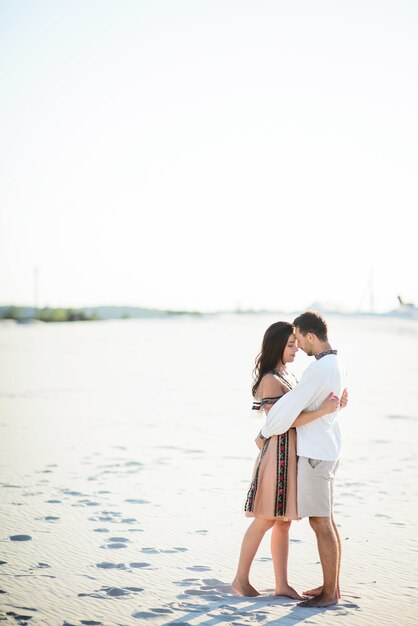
[304,585,341,599]
[231,577,260,597]
[297,592,339,607]
[274,584,304,600]
[303,585,322,596]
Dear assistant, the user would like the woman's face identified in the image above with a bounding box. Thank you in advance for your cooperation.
[282,333,298,364]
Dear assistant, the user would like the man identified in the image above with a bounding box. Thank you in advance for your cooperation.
[256,311,347,607]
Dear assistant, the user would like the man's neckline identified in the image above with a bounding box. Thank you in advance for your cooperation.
[315,349,338,360]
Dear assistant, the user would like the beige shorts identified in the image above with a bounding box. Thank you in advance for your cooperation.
[297,456,339,518]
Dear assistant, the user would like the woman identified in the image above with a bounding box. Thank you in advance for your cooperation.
[232,321,346,599]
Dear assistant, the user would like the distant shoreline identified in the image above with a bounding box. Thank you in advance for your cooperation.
[1,304,417,323]
[0,305,206,323]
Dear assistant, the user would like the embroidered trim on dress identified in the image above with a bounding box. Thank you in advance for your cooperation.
[315,349,338,360]
[252,396,282,411]
[275,432,289,517]
[244,438,270,512]
[272,369,294,390]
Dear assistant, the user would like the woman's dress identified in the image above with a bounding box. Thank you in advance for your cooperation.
[244,370,299,521]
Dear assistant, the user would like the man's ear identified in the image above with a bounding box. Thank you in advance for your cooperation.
[307,332,315,343]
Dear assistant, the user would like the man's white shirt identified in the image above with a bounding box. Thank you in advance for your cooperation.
[260,354,346,462]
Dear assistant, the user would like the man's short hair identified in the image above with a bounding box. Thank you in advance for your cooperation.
[293,311,328,342]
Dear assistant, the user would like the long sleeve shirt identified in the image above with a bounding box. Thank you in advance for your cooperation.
[260,353,346,461]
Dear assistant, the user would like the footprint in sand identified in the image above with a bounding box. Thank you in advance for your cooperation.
[167,600,202,614]
[9,535,32,542]
[149,608,174,614]
[131,609,174,619]
[201,578,231,591]
[75,499,100,507]
[101,587,133,597]
[61,490,85,496]
[104,537,129,549]
[173,578,199,587]
[129,562,151,569]
[183,589,222,600]
[36,516,60,523]
[186,566,211,572]
[79,586,143,599]
[161,547,187,554]
[141,547,159,554]
[89,510,122,523]
[96,562,127,570]
[28,563,55,578]
[6,612,35,622]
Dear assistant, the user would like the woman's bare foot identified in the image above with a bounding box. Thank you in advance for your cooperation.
[274,584,304,600]
[304,585,341,599]
[298,592,339,607]
[232,577,260,597]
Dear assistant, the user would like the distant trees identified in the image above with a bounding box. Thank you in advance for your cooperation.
[1,307,100,322]
[1,306,24,321]
[0,305,202,322]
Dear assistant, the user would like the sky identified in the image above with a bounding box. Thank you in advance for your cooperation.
[0,0,417,313]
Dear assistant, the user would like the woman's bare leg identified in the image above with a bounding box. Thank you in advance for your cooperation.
[271,520,303,599]
[232,517,275,596]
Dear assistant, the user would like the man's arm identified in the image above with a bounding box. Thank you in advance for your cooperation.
[259,365,323,438]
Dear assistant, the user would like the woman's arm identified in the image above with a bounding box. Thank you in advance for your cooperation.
[291,393,340,427]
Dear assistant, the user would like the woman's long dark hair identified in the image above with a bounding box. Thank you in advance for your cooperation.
[252,321,294,397]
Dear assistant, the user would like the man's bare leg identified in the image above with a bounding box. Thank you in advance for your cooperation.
[232,517,275,596]
[298,516,339,607]
[303,515,341,599]
[271,519,303,599]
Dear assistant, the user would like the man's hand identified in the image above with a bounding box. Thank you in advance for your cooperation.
[255,434,265,450]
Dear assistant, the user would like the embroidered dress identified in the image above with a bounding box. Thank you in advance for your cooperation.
[244,370,299,521]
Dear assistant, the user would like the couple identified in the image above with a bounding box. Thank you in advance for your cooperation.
[232,311,347,607]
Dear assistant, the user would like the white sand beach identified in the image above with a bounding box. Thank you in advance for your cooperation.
[0,314,417,625]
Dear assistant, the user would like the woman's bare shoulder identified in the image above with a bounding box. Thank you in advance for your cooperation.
[258,373,287,398]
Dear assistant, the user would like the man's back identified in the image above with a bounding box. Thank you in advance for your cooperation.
[296,353,346,461]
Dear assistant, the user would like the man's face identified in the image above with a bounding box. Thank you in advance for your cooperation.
[294,328,313,356]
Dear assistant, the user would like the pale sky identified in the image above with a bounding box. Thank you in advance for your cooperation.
[1,0,417,312]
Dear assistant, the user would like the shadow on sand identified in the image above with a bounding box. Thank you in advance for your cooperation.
[161,578,361,625]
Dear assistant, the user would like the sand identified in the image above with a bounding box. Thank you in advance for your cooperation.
[0,314,417,625]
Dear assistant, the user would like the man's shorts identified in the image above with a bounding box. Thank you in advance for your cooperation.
[297,456,339,518]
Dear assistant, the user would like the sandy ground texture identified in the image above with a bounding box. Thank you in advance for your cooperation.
[0,315,417,625]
